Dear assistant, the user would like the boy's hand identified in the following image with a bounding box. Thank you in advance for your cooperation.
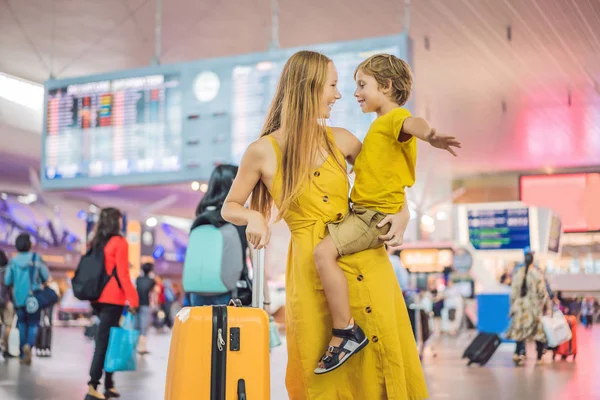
[427,129,461,157]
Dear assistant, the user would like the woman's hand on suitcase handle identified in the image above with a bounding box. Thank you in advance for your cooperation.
[377,206,410,247]
[247,211,271,249]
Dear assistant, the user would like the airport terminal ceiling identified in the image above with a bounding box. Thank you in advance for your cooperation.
[1,0,599,217]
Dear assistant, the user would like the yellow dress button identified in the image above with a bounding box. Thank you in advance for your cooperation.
[372,336,379,343]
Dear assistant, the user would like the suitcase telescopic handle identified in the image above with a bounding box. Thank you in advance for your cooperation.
[251,248,265,309]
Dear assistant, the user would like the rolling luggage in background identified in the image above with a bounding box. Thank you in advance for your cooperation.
[36,309,52,357]
[554,314,577,361]
[463,332,501,366]
[165,249,270,400]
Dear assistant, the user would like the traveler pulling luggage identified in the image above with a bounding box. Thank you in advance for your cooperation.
[165,249,270,400]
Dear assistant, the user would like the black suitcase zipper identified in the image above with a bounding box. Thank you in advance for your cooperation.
[211,305,228,400]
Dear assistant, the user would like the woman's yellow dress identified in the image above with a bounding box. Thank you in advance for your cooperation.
[266,135,428,400]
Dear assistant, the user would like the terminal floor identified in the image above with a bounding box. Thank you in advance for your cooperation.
[0,324,597,399]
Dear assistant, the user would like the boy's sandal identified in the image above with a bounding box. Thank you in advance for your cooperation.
[314,324,369,374]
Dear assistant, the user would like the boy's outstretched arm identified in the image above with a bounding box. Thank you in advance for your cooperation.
[400,117,462,157]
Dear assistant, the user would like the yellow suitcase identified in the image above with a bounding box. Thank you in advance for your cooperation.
[165,250,270,400]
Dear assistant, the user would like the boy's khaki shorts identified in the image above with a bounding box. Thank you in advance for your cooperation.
[327,206,391,256]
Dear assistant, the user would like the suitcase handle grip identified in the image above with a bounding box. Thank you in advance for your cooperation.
[238,379,247,400]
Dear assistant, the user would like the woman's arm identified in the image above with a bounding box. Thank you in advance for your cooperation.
[115,238,139,308]
[222,140,271,249]
[331,127,362,165]
[538,273,551,313]
[377,203,411,247]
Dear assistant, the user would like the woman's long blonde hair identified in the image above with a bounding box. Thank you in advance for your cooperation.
[250,50,343,221]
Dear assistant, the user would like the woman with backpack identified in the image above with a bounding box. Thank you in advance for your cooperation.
[85,207,139,400]
[184,164,256,307]
[4,233,51,366]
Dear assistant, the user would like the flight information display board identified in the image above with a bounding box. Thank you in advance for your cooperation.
[41,34,411,189]
[468,208,531,250]
[45,75,182,181]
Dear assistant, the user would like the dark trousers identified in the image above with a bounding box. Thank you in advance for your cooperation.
[515,340,545,360]
[88,304,124,389]
[584,314,594,329]
[161,302,173,328]
[189,292,231,306]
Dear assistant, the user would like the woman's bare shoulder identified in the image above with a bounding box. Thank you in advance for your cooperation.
[243,135,276,159]
[239,134,280,178]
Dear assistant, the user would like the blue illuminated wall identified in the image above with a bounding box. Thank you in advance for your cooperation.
[42,33,412,190]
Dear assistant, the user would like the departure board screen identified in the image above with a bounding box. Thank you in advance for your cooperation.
[45,74,181,181]
[41,34,411,189]
[468,208,531,251]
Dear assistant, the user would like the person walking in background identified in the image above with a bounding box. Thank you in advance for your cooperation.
[185,164,252,307]
[162,279,175,328]
[4,234,51,366]
[581,297,595,329]
[506,251,551,366]
[153,277,173,330]
[512,249,552,298]
[387,246,409,292]
[499,266,512,286]
[0,249,15,360]
[85,208,139,400]
[135,262,156,354]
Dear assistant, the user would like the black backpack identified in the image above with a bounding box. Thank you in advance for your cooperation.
[0,267,10,308]
[72,245,120,301]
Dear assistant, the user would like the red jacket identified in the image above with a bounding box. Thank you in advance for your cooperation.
[97,236,139,308]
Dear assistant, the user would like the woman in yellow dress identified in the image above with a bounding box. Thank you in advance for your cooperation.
[222,50,428,400]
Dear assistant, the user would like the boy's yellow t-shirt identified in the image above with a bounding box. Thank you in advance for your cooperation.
[350,108,416,214]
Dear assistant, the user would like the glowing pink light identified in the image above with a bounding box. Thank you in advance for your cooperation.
[89,184,120,192]
[520,173,600,232]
